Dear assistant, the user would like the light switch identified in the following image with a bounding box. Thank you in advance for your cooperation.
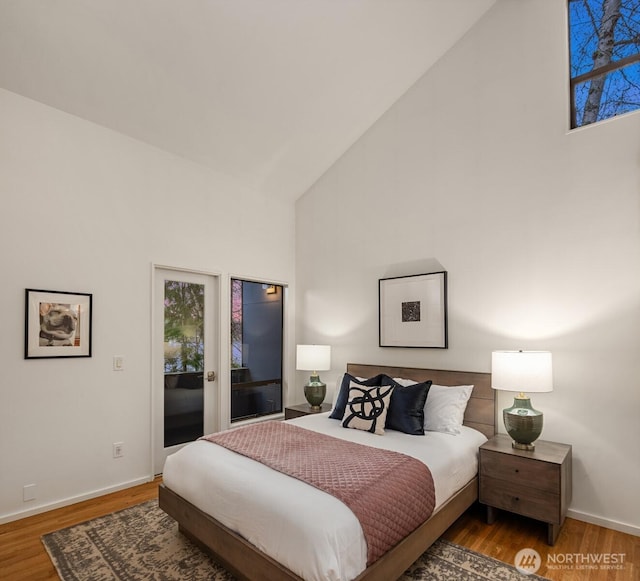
[113,356,124,371]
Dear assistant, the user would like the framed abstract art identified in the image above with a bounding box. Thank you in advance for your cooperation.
[378,272,447,348]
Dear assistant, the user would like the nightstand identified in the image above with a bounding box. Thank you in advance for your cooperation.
[284,403,332,420]
[479,434,572,545]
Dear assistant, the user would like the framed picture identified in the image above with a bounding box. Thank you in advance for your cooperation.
[379,271,448,348]
[25,289,92,359]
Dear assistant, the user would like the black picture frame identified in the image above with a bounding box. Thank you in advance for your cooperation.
[25,288,93,359]
[379,271,448,348]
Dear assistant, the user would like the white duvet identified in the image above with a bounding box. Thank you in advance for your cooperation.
[162,413,487,581]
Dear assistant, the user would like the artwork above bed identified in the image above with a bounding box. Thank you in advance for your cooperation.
[378,272,448,349]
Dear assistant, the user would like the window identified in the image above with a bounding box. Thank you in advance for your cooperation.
[230,279,283,422]
[569,0,640,128]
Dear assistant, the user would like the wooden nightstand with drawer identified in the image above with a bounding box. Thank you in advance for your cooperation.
[284,403,332,420]
[479,434,572,545]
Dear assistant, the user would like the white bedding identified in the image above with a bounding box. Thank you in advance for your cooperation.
[162,413,487,581]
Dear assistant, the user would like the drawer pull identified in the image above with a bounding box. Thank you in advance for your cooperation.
[514,469,519,473]
[515,497,520,501]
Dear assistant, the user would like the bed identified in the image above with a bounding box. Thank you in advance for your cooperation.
[159,363,495,581]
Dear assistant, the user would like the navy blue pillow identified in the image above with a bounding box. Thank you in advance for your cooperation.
[382,376,432,435]
[329,373,386,420]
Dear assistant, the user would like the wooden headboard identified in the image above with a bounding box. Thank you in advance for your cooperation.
[347,363,495,438]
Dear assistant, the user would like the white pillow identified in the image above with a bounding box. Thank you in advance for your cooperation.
[391,378,473,435]
[331,375,345,407]
[391,377,417,387]
[424,384,474,435]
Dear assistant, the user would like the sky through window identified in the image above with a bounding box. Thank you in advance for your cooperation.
[569,0,640,127]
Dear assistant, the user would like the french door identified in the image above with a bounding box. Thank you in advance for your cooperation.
[152,267,218,475]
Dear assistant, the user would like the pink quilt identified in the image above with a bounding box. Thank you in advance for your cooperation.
[201,421,435,565]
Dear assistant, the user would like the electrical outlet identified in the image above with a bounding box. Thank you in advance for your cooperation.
[23,484,36,502]
[113,442,124,458]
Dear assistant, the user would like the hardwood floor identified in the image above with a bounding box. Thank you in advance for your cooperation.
[444,504,639,581]
[0,478,637,580]
[0,479,160,581]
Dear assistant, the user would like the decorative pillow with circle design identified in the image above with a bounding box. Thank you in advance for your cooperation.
[342,382,395,435]
[329,373,386,420]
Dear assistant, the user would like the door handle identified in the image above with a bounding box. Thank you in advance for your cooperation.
[207,371,216,382]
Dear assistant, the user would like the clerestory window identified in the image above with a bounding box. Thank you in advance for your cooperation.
[569,0,640,128]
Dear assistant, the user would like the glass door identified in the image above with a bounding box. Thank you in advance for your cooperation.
[153,267,217,474]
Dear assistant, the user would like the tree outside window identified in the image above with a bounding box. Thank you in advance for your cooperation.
[164,280,204,373]
[569,0,640,128]
[231,278,243,369]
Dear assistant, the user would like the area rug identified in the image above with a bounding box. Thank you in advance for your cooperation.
[42,500,546,580]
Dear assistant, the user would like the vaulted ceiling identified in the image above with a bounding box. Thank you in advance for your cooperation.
[0,0,495,201]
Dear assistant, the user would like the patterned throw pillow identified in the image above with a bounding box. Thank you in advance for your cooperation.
[342,382,394,435]
[329,373,386,420]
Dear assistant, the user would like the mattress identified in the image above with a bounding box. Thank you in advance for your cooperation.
[162,413,487,581]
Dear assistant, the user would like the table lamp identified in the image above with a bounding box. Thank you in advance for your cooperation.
[296,345,331,409]
[491,350,553,451]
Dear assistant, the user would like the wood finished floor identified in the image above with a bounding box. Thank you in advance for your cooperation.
[0,478,637,580]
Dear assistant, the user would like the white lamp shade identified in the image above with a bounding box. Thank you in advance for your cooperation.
[491,351,553,393]
[296,345,331,371]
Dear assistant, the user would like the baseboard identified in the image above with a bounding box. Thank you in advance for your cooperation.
[567,508,640,537]
[0,475,153,525]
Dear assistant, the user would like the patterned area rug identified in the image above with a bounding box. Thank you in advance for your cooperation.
[42,500,546,580]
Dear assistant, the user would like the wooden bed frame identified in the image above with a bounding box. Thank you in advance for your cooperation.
[159,363,495,581]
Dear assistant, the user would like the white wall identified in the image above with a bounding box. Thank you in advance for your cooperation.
[296,0,640,534]
[0,89,296,522]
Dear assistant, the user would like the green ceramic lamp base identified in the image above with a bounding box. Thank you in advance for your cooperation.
[304,373,326,409]
[503,394,543,451]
